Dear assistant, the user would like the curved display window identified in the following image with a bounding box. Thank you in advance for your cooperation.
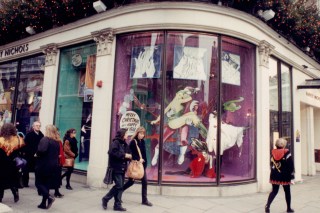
[111,31,256,184]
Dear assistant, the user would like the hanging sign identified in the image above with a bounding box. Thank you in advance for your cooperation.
[119,111,140,135]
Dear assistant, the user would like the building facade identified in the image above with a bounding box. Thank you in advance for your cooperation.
[0,2,319,196]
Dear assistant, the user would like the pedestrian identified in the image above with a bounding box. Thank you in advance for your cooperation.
[52,138,65,198]
[35,124,60,209]
[265,138,295,213]
[102,128,132,211]
[22,121,44,187]
[61,128,78,190]
[121,126,152,206]
[0,123,25,203]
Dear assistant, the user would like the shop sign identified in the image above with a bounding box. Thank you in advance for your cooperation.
[119,111,140,135]
[72,54,82,67]
[0,43,29,58]
[306,91,320,101]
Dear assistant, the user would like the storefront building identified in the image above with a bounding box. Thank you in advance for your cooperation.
[0,2,319,196]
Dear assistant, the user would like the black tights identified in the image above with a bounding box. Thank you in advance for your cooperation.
[266,184,291,209]
[61,167,74,186]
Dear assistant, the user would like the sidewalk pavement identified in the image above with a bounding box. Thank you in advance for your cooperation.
[1,173,320,213]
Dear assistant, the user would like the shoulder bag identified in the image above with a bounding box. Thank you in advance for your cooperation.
[126,139,144,179]
[103,166,113,185]
[14,135,27,169]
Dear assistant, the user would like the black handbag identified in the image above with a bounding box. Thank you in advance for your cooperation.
[103,167,113,185]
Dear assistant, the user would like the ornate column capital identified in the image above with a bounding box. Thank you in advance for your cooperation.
[40,43,58,67]
[258,40,275,68]
[91,28,114,56]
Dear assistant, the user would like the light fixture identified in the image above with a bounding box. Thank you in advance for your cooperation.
[26,26,35,35]
[93,0,107,13]
[258,9,275,21]
[304,47,311,52]
[302,65,319,71]
[262,9,275,21]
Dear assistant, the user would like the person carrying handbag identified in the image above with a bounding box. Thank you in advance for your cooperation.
[61,128,78,190]
[121,126,152,207]
[102,128,132,212]
[0,123,25,203]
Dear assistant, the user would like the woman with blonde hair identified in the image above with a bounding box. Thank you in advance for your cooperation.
[265,138,295,212]
[35,125,60,209]
[121,126,152,207]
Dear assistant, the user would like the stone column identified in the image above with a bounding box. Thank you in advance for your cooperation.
[256,40,274,192]
[306,106,316,175]
[39,43,59,131]
[87,28,116,187]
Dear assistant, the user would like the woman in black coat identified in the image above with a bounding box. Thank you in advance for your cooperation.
[0,123,25,203]
[265,138,295,213]
[121,126,152,206]
[102,128,132,211]
[35,125,60,209]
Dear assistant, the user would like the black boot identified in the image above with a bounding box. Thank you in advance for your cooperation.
[12,188,19,203]
[66,185,73,190]
[38,197,47,209]
[287,208,294,212]
[102,198,108,210]
[265,205,270,213]
[114,206,126,211]
[47,195,55,209]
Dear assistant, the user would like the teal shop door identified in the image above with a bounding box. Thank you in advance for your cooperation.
[55,43,97,171]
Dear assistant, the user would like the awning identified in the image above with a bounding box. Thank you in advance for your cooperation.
[297,79,320,89]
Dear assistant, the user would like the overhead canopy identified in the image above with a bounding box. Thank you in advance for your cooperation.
[297,79,320,89]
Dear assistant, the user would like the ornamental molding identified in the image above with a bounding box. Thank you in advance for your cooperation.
[258,40,275,68]
[40,43,58,66]
[91,28,114,56]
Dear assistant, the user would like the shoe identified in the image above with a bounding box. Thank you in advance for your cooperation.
[37,204,46,209]
[47,196,55,209]
[102,198,108,210]
[265,205,270,213]
[66,185,73,190]
[54,193,64,198]
[13,190,19,203]
[142,201,153,207]
[113,206,126,211]
[287,208,294,212]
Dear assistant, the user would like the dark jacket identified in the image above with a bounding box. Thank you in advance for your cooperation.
[270,148,295,185]
[23,130,44,171]
[108,137,129,174]
[129,138,147,169]
[0,136,25,190]
[35,137,60,176]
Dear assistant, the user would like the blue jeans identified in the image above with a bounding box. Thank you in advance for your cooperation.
[103,172,124,208]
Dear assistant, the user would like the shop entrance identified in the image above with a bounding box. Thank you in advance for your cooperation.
[300,103,319,175]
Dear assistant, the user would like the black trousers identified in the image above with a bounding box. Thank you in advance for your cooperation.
[266,184,291,209]
[102,172,125,208]
[121,169,148,203]
[61,167,74,186]
[0,187,18,200]
[35,173,50,202]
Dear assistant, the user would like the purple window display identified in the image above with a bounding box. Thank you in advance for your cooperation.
[111,31,256,184]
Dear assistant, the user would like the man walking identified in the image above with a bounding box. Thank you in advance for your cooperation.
[22,121,44,187]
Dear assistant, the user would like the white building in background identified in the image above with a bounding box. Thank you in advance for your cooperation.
[0,2,320,196]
